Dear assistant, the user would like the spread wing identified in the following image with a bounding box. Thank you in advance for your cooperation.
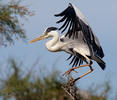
[55,3,104,58]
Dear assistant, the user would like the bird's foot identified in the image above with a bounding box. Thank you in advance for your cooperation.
[68,77,80,86]
[63,68,79,86]
[67,77,75,86]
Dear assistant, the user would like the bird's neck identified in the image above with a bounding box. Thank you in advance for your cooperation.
[45,31,59,52]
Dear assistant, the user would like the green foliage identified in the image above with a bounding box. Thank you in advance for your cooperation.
[0,0,33,46]
[0,59,70,100]
[0,59,112,100]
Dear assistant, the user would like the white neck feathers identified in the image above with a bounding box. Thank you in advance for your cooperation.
[45,31,60,52]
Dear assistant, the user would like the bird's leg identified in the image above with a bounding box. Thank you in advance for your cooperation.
[75,66,93,80]
[63,61,93,86]
[63,69,77,83]
[69,62,93,86]
[70,65,93,86]
[63,61,92,76]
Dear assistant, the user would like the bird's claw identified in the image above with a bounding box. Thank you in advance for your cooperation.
[68,78,75,86]
[63,68,78,86]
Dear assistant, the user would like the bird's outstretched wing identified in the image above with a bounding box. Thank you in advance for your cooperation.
[55,3,104,58]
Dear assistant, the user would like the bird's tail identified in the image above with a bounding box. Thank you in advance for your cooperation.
[92,55,106,70]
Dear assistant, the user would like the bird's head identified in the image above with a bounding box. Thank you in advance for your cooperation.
[30,27,58,43]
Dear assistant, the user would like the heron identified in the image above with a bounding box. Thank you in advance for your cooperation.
[30,3,106,85]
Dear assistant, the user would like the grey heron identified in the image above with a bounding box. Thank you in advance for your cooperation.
[30,3,105,85]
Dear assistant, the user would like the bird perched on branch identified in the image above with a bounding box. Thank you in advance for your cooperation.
[30,3,106,85]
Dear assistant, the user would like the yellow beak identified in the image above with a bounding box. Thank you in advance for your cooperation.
[30,35,46,43]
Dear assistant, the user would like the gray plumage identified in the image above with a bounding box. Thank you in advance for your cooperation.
[55,3,105,70]
[30,3,106,71]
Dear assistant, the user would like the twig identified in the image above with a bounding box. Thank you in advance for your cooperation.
[62,83,90,100]
[62,83,79,100]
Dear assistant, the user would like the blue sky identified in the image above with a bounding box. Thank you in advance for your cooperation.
[0,0,117,98]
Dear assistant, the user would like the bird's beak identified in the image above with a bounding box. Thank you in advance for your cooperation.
[30,34,46,43]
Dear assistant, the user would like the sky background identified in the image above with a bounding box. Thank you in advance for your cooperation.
[0,0,117,99]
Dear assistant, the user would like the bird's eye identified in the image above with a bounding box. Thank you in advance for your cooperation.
[60,38,64,42]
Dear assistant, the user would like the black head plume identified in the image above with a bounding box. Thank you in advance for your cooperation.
[46,27,58,33]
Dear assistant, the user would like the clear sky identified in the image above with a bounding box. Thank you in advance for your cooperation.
[0,0,117,98]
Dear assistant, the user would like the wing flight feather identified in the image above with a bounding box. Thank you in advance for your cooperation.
[55,3,104,58]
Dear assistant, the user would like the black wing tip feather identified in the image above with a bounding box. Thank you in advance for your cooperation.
[100,46,104,58]
[97,62,106,70]
[69,3,73,7]
[54,3,77,36]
